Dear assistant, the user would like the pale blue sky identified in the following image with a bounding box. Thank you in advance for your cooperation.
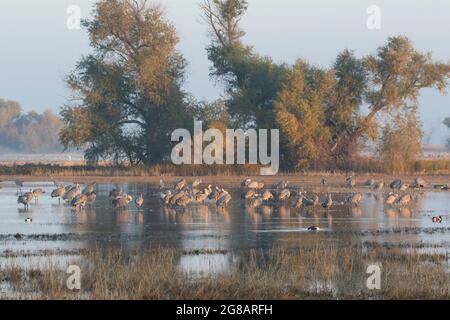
[0,0,449,143]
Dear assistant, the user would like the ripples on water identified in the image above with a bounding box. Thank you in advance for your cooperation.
[0,181,449,274]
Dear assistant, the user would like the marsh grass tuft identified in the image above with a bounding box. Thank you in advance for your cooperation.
[1,244,449,300]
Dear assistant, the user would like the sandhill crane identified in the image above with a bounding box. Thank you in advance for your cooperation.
[277,189,291,201]
[174,179,187,191]
[248,197,262,209]
[216,192,232,208]
[274,181,289,189]
[175,193,193,208]
[83,182,96,195]
[412,177,426,189]
[261,190,274,202]
[64,184,81,202]
[71,194,87,210]
[292,191,304,208]
[303,194,319,207]
[109,188,123,198]
[247,181,264,190]
[160,190,173,206]
[390,179,403,190]
[322,193,333,209]
[194,185,212,204]
[365,179,375,187]
[241,178,252,187]
[135,193,144,210]
[242,190,256,199]
[191,179,202,189]
[398,194,412,206]
[15,179,24,194]
[113,195,133,209]
[385,192,399,205]
[348,193,362,206]
[86,191,97,207]
[399,184,409,192]
[170,190,187,206]
[51,185,66,203]
[194,190,209,203]
[208,186,221,201]
[373,181,384,191]
[17,192,33,210]
[32,188,44,203]
[346,176,355,188]
[210,188,228,202]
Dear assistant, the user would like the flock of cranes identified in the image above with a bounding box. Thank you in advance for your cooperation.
[0,175,444,224]
[156,175,427,212]
[12,178,137,211]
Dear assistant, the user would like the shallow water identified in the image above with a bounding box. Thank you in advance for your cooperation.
[0,180,449,274]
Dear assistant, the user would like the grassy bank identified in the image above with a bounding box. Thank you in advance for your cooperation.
[2,159,450,178]
[1,244,449,300]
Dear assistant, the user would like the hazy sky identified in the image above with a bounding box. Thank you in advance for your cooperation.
[0,0,449,143]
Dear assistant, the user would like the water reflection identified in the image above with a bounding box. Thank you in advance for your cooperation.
[0,182,450,274]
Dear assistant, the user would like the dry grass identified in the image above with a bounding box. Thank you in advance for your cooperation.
[1,244,449,300]
[2,158,450,178]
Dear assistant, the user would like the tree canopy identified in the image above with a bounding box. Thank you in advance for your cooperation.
[201,0,450,170]
[57,0,450,172]
[60,0,192,164]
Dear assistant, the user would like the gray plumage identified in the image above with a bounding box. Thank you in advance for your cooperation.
[109,188,123,198]
[322,193,333,209]
[71,194,87,209]
[64,184,81,202]
[277,189,291,201]
[113,195,133,209]
[216,192,232,208]
[135,193,144,209]
[18,192,33,210]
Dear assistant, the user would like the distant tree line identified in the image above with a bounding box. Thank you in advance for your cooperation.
[59,0,450,171]
[0,99,63,153]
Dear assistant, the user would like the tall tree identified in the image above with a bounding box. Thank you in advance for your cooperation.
[202,0,289,130]
[356,37,448,143]
[378,108,423,173]
[328,37,450,168]
[275,61,333,170]
[60,0,190,164]
[327,50,369,168]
